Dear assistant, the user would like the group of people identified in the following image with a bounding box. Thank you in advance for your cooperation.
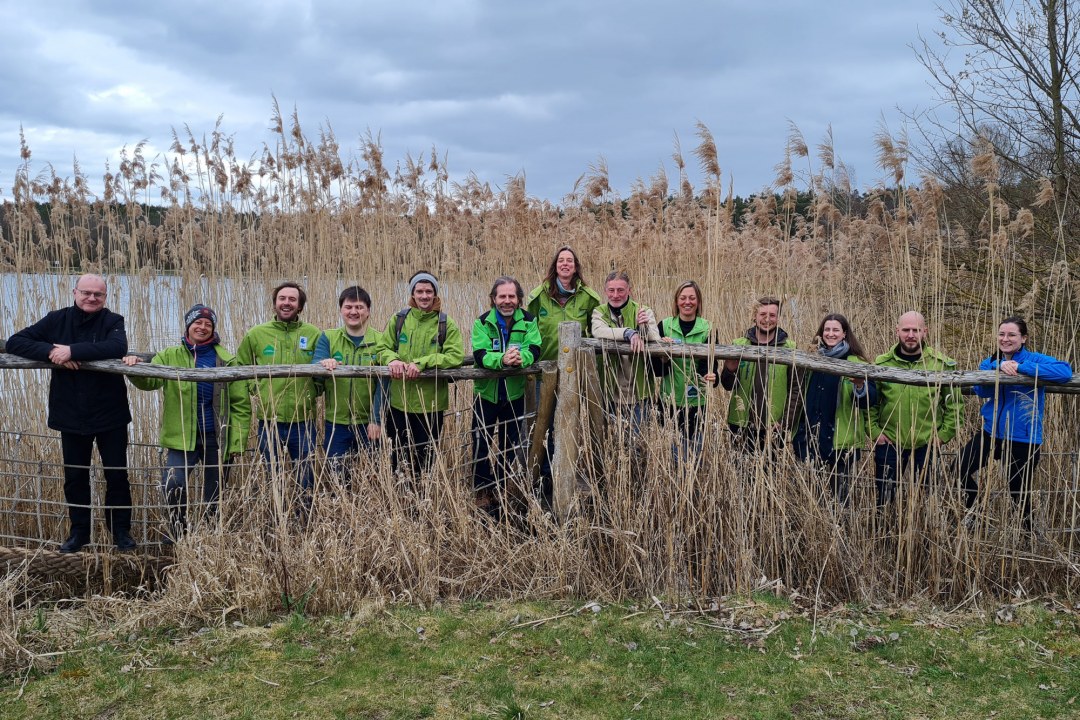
[4,250,1073,552]
[522,247,1072,528]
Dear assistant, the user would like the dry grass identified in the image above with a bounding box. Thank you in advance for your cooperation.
[1,110,1078,676]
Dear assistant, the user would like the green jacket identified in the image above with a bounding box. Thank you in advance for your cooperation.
[722,331,796,427]
[787,355,873,450]
[870,343,964,449]
[471,308,542,403]
[319,326,383,426]
[236,319,322,423]
[658,316,712,409]
[129,343,252,455]
[377,307,464,413]
[526,281,603,361]
[591,300,661,404]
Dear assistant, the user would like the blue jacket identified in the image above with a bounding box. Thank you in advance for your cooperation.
[973,347,1072,444]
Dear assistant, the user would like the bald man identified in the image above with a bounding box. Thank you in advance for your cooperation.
[868,311,964,505]
[6,274,134,552]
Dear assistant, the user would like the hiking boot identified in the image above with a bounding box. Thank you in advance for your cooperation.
[59,533,89,554]
[113,530,137,552]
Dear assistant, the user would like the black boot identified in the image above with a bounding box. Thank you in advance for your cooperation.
[59,532,90,554]
[113,529,137,552]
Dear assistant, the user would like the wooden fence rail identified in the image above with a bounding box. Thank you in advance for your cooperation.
[3,337,1077,391]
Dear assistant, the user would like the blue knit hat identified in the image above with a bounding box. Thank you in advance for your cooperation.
[184,304,217,333]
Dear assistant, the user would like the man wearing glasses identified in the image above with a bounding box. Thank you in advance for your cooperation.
[6,274,135,553]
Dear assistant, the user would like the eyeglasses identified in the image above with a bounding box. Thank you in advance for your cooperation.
[76,289,107,299]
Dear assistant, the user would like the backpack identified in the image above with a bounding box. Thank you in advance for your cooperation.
[393,308,447,351]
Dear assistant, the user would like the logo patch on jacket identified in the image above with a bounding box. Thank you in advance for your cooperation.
[539,308,548,317]
[332,351,344,361]
[262,345,275,357]
[299,337,309,350]
[492,339,502,351]
[399,333,408,345]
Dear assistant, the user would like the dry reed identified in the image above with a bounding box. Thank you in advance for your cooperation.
[1,110,1078,674]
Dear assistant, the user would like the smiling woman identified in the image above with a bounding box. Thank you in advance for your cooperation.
[957,316,1074,525]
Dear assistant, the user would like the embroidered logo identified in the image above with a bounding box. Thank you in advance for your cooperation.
[261,345,275,357]
[299,337,309,350]
[399,333,408,345]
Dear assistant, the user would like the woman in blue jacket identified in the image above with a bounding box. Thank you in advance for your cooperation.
[958,316,1073,524]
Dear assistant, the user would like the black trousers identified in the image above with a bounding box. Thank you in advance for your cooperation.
[471,396,526,494]
[386,407,445,476]
[60,426,130,538]
[958,430,1041,521]
[873,442,929,507]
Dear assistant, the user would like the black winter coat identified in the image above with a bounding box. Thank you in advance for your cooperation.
[6,305,132,433]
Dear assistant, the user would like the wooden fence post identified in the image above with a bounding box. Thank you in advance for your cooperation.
[552,322,583,520]
[527,367,558,490]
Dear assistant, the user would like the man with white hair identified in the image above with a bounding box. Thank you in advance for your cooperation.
[6,274,135,552]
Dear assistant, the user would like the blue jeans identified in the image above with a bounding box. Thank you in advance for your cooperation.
[163,432,228,527]
[874,442,929,506]
[323,421,374,458]
[605,401,652,444]
[258,421,315,491]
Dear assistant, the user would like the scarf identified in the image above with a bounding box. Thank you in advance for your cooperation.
[820,339,850,359]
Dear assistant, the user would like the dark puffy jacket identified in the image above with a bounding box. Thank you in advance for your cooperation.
[6,305,131,433]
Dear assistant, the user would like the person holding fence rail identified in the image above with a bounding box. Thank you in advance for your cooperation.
[123,304,251,540]
[720,296,795,458]
[869,311,964,506]
[656,280,718,458]
[957,316,1073,526]
[313,286,385,484]
[591,270,661,434]
[786,313,876,504]
[236,282,322,495]
[6,274,135,553]
[471,276,542,518]
[377,271,464,476]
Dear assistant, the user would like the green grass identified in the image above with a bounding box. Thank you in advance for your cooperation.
[3,599,1079,719]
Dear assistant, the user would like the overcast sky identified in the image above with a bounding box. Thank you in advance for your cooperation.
[0,0,949,204]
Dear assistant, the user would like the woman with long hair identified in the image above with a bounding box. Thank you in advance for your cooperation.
[526,245,603,360]
[787,313,876,504]
[958,316,1072,526]
[526,246,603,491]
[656,280,717,457]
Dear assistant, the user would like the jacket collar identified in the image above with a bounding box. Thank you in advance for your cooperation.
[746,326,788,346]
[883,342,948,363]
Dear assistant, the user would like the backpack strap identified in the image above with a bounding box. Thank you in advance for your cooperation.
[392,308,411,351]
[393,308,447,351]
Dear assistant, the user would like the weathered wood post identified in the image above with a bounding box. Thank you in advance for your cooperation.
[527,366,558,489]
[551,322,583,520]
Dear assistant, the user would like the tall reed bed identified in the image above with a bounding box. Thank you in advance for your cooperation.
[0,110,1077,659]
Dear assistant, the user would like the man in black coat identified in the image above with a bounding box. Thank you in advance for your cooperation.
[6,274,135,552]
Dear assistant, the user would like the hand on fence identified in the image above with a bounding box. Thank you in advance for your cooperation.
[49,344,73,366]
